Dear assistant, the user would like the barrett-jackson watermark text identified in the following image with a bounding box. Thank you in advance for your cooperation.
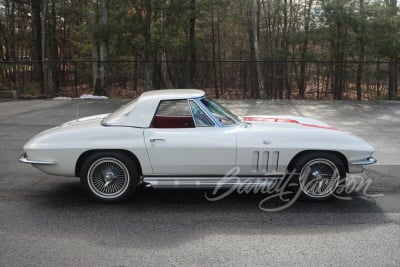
[204,167,383,212]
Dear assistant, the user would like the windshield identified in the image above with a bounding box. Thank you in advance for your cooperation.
[200,97,241,126]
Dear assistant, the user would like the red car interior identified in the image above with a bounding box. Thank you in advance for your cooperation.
[151,116,195,128]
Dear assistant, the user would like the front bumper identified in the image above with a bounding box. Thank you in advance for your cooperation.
[18,153,56,165]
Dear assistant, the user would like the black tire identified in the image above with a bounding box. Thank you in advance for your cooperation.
[80,151,139,202]
[289,152,346,201]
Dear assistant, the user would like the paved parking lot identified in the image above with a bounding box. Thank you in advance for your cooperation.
[0,98,399,266]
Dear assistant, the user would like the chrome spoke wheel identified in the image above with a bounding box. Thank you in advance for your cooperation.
[299,158,340,199]
[87,157,130,199]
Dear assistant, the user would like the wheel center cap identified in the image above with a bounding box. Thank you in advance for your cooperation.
[311,170,322,180]
[104,171,116,182]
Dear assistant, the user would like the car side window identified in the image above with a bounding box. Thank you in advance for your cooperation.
[151,100,195,128]
[189,100,214,127]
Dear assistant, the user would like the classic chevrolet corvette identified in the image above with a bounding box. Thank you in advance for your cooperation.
[19,89,376,202]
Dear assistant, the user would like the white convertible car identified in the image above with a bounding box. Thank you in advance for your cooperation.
[19,89,376,202]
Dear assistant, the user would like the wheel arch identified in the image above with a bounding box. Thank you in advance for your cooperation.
[287,150,349,173]
[75,149,143,177]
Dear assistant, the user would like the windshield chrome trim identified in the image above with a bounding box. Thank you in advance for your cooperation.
[189,99,216,127]
[194,97,224,127]
[195,97,240,128]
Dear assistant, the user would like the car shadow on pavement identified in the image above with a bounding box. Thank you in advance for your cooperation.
[23,179,396,249]
[37,180,394,213]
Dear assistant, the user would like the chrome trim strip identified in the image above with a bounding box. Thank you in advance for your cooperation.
[143,176,283,189]
[18,153,56,165]
[101,122,124,127]
[350,156,377,166]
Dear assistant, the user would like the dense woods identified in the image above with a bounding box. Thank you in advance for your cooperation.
[0,0,399,99]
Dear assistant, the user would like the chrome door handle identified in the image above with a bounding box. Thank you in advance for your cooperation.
[149,138,166,143]
[263,140,271,145]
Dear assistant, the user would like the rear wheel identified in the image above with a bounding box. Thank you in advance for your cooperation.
[80,151,139,202]
[290,153,346,201]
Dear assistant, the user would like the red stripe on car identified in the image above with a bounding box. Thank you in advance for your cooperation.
[242,117,338,131]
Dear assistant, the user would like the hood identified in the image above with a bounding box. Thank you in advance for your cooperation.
[239,115,374,156]
[240,115,339,131]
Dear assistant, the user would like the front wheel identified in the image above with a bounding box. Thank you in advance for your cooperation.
[290,153,346,201]
[80,151,139,202]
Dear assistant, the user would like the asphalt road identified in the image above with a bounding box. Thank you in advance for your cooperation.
[0,99,399,266]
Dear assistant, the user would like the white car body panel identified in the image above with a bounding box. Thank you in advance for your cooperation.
[234,122,373,175]
[144,127,236,175]
[23,118,152,176]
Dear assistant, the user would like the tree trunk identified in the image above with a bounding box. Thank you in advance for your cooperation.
[41,0,48,96]
[144,2,153,91]
[387,0,397,100]
[211,1,219,98]
[160,2,170,89]
[90,0,109,96]
[189,0,196,88]
[90,1,100,94]
[4,0,17,92]
[388,62,395,100]
[98,0,109,96]
[282,0,289,99]
[39,0,58,97]
[216,11,224,95]
[30,0,44,92]
[356,0,365,100]
[247,15,256,98]
[333,19,345,100]
[252,0,265,99]
[47,0,58,97]
[261,0,273,98]
[299,0,313,99]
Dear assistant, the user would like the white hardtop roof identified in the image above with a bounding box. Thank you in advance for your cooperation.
[139,89,205,101]
[102,89,206,127]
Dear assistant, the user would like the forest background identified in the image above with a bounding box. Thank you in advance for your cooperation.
[0,0,399,100]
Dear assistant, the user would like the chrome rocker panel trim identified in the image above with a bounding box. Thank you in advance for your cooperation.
[143,176,284,189]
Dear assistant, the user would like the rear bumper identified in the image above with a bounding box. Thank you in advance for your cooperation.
[18,153,56,165]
